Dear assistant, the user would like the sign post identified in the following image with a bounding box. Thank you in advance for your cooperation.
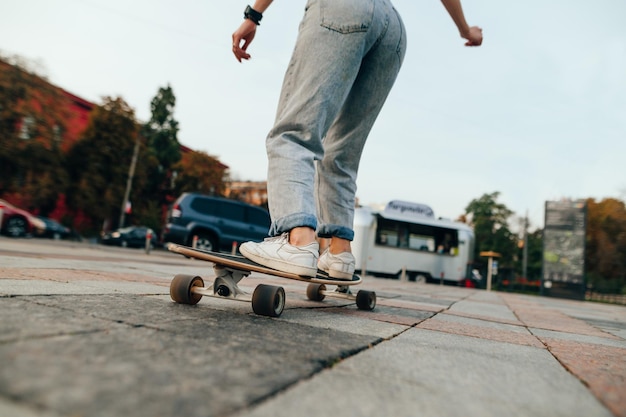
[480,251,501,291]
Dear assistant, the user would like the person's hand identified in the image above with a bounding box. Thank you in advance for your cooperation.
[232,19,258,62]
[463,26,483,46]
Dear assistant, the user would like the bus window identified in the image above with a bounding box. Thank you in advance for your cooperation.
[376,228,398,246]
[375,215,458,254]
[409,233,434,251]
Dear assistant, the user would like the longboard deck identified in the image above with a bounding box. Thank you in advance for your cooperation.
[167,243,361,285]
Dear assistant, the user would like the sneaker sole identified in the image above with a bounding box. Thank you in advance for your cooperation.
[240,246,318,277]
[321,268,355,280]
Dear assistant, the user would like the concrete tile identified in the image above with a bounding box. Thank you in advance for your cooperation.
[446,299,521,323]
[0,301,378,417]
[277,308,409,339]
[0,297,126,343]
[0,278,167,296]
[323,304,434,326]
[530,327,626,349]
[0,398,60,417]
[377,297,447,313]
[237,328,613,417]
[542,337,626,417]
[503,296,620,339]
[418,314,545,348]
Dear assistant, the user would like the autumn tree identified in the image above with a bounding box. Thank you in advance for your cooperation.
[65,97,138,233]
[0,55,69,211]
[585,198,626,293]
[172,150,227,196]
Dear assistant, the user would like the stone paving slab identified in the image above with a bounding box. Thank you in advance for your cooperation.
[0,294,378,417]
[1,238,625,417]
[276,308,411,338]
[0,278,167,296]
[540,337,626,417]
[447,298,521,323]
[237,328,614,417]
[417,313,545,348]
[502,294,620,339]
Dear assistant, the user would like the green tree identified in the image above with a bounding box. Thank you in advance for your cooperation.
[523,228,543,281]
[66,96,138,233]
[464,192,518,277]
[140,85,182,223]
[143,85,180,170]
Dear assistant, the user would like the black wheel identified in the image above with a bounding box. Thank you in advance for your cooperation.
[6,216,27,237]
[355,290,376,311]
[170,274,204,305]
[252,284,285,317]
[306,283,326,301]
[193,233,218,252]
[415,274,427,283]
[121,240,128,248]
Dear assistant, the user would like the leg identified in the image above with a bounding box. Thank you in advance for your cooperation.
[266,0,382,239]
[316,1,406,279]
[241,1,373,276]
[317,1,406,242]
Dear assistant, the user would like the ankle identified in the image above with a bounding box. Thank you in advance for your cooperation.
[288,227,316,247]
[329,237,351,255]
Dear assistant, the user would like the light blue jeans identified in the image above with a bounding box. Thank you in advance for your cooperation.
[266,0,406,240]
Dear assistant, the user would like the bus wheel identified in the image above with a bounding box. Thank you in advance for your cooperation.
[415,274,427,283]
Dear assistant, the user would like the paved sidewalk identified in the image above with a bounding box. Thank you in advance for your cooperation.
[1,238,625,417]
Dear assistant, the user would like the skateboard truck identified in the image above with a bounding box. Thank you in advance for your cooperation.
[212,265,249,298]
[335,285,352,295]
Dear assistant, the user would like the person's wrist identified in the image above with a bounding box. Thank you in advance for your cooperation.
[244,5,263,25]
[459,24,471,39]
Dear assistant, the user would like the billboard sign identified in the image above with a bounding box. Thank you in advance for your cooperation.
[542,199,587,299]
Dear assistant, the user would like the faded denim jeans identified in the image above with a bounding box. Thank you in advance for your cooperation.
[266,0,407,240]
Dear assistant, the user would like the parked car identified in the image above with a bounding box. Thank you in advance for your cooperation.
[162,193,270,252]
[101,226,158,248]
[37,216,72,240]
[0,199,46,237]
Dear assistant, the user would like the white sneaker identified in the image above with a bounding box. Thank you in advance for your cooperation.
[240,233,319,277]
[318,249,355,280]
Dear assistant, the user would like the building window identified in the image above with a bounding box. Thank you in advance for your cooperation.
[53,125,63,143]
[18,116,35,140]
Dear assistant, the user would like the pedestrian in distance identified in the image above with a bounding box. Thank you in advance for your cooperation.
[232,0,483,279]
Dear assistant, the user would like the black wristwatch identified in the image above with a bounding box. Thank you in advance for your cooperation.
[244,5,263,25]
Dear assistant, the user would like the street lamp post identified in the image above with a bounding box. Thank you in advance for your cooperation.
[119,136,140,229]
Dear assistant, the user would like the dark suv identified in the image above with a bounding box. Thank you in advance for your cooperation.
[162,193,270,252]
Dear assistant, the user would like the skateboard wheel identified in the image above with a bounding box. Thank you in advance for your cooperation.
[356,290,376,311]
[170,274,204,305]
[306,283,326,302]
[252,284,285,317]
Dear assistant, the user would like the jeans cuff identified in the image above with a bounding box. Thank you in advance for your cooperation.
[269,212,318,236]
[317,224,354,241]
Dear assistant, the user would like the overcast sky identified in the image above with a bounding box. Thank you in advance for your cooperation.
[2,0,625,230]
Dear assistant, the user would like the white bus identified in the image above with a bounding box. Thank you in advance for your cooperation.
[352,201,475,285]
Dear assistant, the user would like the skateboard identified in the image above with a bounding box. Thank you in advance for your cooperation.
[167,243,376,317]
